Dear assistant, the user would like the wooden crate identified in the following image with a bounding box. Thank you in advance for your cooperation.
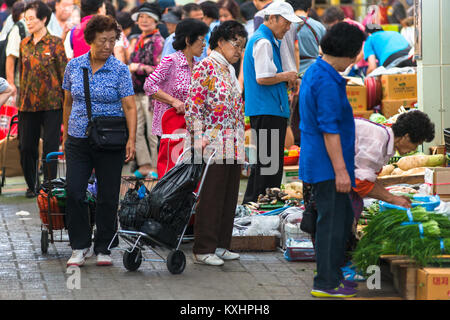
[230,236,279,252]
[380,255,450,300]
[377,174,424,187]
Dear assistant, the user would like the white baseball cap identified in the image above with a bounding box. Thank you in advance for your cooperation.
[263,2,301,23]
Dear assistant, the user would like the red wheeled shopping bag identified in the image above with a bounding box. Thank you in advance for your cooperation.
[157,108,187,178]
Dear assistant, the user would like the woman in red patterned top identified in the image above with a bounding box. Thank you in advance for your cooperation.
[18,0,67,198]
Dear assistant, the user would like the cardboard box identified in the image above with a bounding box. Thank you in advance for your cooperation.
[381,98,417,118]
[353,110,373,119]
[346,85,367,111]
[0,136,22,177]
[424,167,450,198]
[416,268,450,300]
[381,74,417,100]
[282,165,299,184]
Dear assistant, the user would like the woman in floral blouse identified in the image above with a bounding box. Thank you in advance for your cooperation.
[185,21,247,266]
[128,3,164,179]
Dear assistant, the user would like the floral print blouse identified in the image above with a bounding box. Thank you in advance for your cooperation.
[19,32,67,112]
[144,50,194,136]
[184,56,245,161]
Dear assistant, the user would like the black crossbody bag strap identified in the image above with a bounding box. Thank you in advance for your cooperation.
[82,67,92,122]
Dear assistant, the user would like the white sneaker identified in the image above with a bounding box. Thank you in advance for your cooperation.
[85,245,94,258]
[67,248,90,267]
[215,248,240,260]
[193,253,224,266]
[96,253,113,266]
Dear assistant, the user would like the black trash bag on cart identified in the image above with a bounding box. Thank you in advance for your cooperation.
[141,161,204,247]
[118,181,152,230]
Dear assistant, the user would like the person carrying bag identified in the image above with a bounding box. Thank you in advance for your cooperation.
[82,67,128,151]
[63,15,137,268]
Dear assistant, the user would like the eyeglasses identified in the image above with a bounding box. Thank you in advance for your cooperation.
[197,37,207,45]
[228,40,245,52]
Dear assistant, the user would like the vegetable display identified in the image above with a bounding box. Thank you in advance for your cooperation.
[352,205,450,274]
[396,154,444,171]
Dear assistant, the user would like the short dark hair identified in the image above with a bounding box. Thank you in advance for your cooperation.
[209,20,247,50]
[6,0,17,9]
[81,0,104,17]
[239,1,257,22]
[320,22,366,58]
[392,110,435,144]
[116,11,134,30]
[172,18,209,51]
[84,14,121,44]
[321,6,345,24]
[24,0,52,26]
[365,23,383,34]
[47,0,56,12]
[11,1,25,23]
[217,0,240,20]
[104,0,116,19]
[200,1,219,20]
[286,0,312,12]
[182,3,201,18]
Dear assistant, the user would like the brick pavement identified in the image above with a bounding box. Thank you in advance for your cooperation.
[0,176,401,300]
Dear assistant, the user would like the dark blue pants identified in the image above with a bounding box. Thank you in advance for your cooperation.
[312,180,354,290]
[65,136,124,254]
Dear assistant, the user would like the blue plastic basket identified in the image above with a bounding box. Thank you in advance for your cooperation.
[284,238,316,262]
[379,195,441,212]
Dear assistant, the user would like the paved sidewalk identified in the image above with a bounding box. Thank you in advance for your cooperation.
[0,176,400,300]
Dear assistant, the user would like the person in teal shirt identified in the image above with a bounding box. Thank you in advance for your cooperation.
[364,25,415,75]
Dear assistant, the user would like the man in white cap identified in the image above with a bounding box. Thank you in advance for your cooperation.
[253,0,299,74]
[242,1,300,204]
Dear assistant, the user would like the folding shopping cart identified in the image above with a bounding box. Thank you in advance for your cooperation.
[37,152,96,253]
[109,147,216,274]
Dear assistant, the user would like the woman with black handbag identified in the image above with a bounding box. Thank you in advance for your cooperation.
[62,15,137,267]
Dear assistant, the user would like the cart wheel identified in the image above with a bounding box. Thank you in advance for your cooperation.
[123,248,142,271]
[41,230,49,254]
[167,250,186,274]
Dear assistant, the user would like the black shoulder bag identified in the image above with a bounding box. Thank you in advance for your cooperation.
[83,68,129,151]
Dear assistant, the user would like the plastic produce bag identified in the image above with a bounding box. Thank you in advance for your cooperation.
[434,201,450,216]
[244,216,281,237]
[280,207,303,223]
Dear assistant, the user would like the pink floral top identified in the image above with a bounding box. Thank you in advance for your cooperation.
[184,56,245,161]
[144,50,194,136]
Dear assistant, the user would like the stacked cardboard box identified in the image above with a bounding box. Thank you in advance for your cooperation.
[381,74,418,118]
[346,77,373,119]
[346,85,367,111]
[416,268,450,300]
[424,167,450,201]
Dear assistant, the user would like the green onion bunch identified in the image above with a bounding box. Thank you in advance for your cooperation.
[352,206,450,275]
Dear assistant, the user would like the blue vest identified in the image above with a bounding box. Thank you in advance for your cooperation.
[243,24,290,118]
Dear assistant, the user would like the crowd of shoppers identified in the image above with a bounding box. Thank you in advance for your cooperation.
[0,0,417,299]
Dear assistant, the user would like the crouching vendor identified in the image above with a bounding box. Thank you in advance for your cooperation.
[350,110,435,221]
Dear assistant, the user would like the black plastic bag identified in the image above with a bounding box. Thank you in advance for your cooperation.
[118,183,151,230]
[300,202,318,235]
[145,161,204,245]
